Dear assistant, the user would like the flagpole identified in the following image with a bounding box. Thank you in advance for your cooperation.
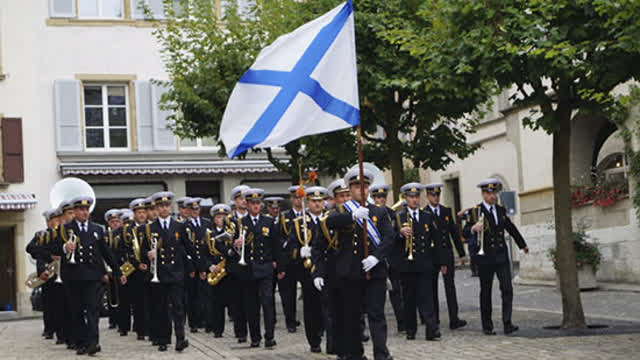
[357,125,371,281]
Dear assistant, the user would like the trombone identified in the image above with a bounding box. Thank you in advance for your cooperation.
[477,213,486,256]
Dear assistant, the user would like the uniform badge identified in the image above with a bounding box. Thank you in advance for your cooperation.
[424,224,429,232]
[372,216,378,224]
[445,216,449,222]
[262,226,270,236]
[175,232,180,239]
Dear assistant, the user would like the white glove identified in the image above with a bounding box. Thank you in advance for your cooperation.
[300,246,312,258]
[313,277,324,291]
[362,255,379,272]
[353,207,370,221]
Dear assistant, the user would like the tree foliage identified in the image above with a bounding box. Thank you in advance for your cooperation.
[388,0,640,328]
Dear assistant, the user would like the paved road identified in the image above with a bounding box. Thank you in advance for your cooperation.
[1,269,639,360]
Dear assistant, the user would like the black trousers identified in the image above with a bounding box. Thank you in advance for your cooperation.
[41,281,53,335]
[364,278,390,360]
[68,280,101,347]
[333,279,364,359]
[321,285,335,354]
[117,282,132,333]
[151,281,186,345]
[246,276,276,341]
[387,267,405,331]
[300,276,322,348]
[129,273,148,337]
[230,275,248,339]
[187,276,206,329]
[279,263,299,329]
[49,280,66,341]
[478,262,513,331]
[206,278,229,335]
[402,271,437,337]
[432,262,461,326]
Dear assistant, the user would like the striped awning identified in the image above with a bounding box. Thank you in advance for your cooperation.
[0,192,37,210]
[59,160,281,176]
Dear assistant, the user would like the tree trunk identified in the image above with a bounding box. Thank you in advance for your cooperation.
[553,105,586,329]
[388,134,404,200]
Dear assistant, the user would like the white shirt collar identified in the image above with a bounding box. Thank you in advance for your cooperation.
[250,214,260,222]
[236,210,247,219]
[76,220,87,228]
[159,216,171,225]
[429,205,439,213]
[482,201,495,212]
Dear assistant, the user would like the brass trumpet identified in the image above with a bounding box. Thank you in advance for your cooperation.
[67,230,78,264]
[477,213,486,256]
[403,215,414,261]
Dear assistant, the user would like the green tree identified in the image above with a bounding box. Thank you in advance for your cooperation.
[152,0,489,191]
[390,0,640,328]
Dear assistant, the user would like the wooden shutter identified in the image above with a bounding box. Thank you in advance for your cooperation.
[135,80,153,151]
[1,118,24,183]
[54,79,83,152]
[151,82,176,151]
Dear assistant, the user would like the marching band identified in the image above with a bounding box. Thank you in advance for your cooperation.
[25,173,528,359]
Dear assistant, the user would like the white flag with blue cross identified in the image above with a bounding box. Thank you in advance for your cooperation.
[220,0,359,158]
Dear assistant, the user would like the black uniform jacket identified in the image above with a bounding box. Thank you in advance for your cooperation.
[463,203,527,265]
[424,205,466,265]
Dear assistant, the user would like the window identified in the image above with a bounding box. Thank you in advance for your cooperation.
[179,137,217,150]
[83,84,129,150]
[78,0,124,19]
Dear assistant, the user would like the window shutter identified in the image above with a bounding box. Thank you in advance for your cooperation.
[1,118,24,183]
[151,82,176,151]
[135,80,153,151]
[49,0,76,18]
[54,79,83,152]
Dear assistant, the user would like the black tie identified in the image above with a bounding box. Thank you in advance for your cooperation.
[412,211,418,222]
[435,208,439,217]
[491,206,496,224]
[82,224,87,233]
[163,220,168,231]
[253,218,258,226]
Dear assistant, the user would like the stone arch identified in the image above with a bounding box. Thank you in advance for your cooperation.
[570,113,618,185]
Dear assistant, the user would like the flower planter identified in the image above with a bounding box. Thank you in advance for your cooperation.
[556,266,598,291]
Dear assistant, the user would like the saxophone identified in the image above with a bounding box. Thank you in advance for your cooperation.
[206,229,231,286]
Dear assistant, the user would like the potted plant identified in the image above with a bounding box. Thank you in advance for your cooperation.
[548,221,602,290]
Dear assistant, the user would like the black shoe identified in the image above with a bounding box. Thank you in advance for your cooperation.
[287,327,297,333]
[238,337,247,343]
[158,344,168,352]
[265,339,276,348]
[250,340,260,348]
[361,334,369,342]
[120,331,128,336]
[152,340,159,346]
[67,343,76,350]
[45,333,54,340]
[96,345,101,353]
[450,319,468,330]
[310,345,321,353]
[76,347,87,355]
[406,334,415,340]
[434,330,442,338]
[504,323,519,334]
[56,339,65,345]
[137,335,145,341]
[205,328,213,333]
[295,320,301,327]
[426,329,439,341]
[87,344,99,356]
[214,333,223,338]
[176,339,189,352]
[190,328,198,333]
[483,329,497,335]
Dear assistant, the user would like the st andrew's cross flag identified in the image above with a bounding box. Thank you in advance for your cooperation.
[220,0,359,158]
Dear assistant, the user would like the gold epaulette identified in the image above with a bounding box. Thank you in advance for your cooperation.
[320,215,338,249]
[60,223,68,242]
[293,217,312,246]
[280,213,290,236]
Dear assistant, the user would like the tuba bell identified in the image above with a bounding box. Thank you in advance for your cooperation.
[50,177,96,212]
[391,195,407,212]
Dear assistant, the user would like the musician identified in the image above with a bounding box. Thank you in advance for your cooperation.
[314,169,394,360]
[278,185,306,333]
[176,197,192,222]
[423,183,468,331]
[104,209,123,330]
[284,186,327,353]
[264,196,285,327]
[141,197,157,343]
[113,210,136,337]
[371,184,405,334]
[141,191,203,352]
[127,198,150,341]
[395,183,441,341]
[204,204,233,337]
[59,200,75,223]
[463,179,529,335]
[50,196,125,355]
[45,208,67,345]
[226,184,251,342]
[26,210,56,340]
[186,197,210,333]
[228,188,283,348]
[54,203,75,348]
[144,196,159,222]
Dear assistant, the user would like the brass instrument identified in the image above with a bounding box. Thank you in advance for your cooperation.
[54,259,63,284]
[477,213,486,256]
[120,261,135,277]
[67,230,78,264]
[104,261,120,308]
[150,233,160,283]
[131,227,142,263]
[206,230,231,286]
[391,195,406,211]
[404,214,414,261]
[238,228,247,266]
[25,260,59,288]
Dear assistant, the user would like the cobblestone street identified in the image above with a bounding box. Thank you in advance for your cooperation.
[1,269,639,360]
